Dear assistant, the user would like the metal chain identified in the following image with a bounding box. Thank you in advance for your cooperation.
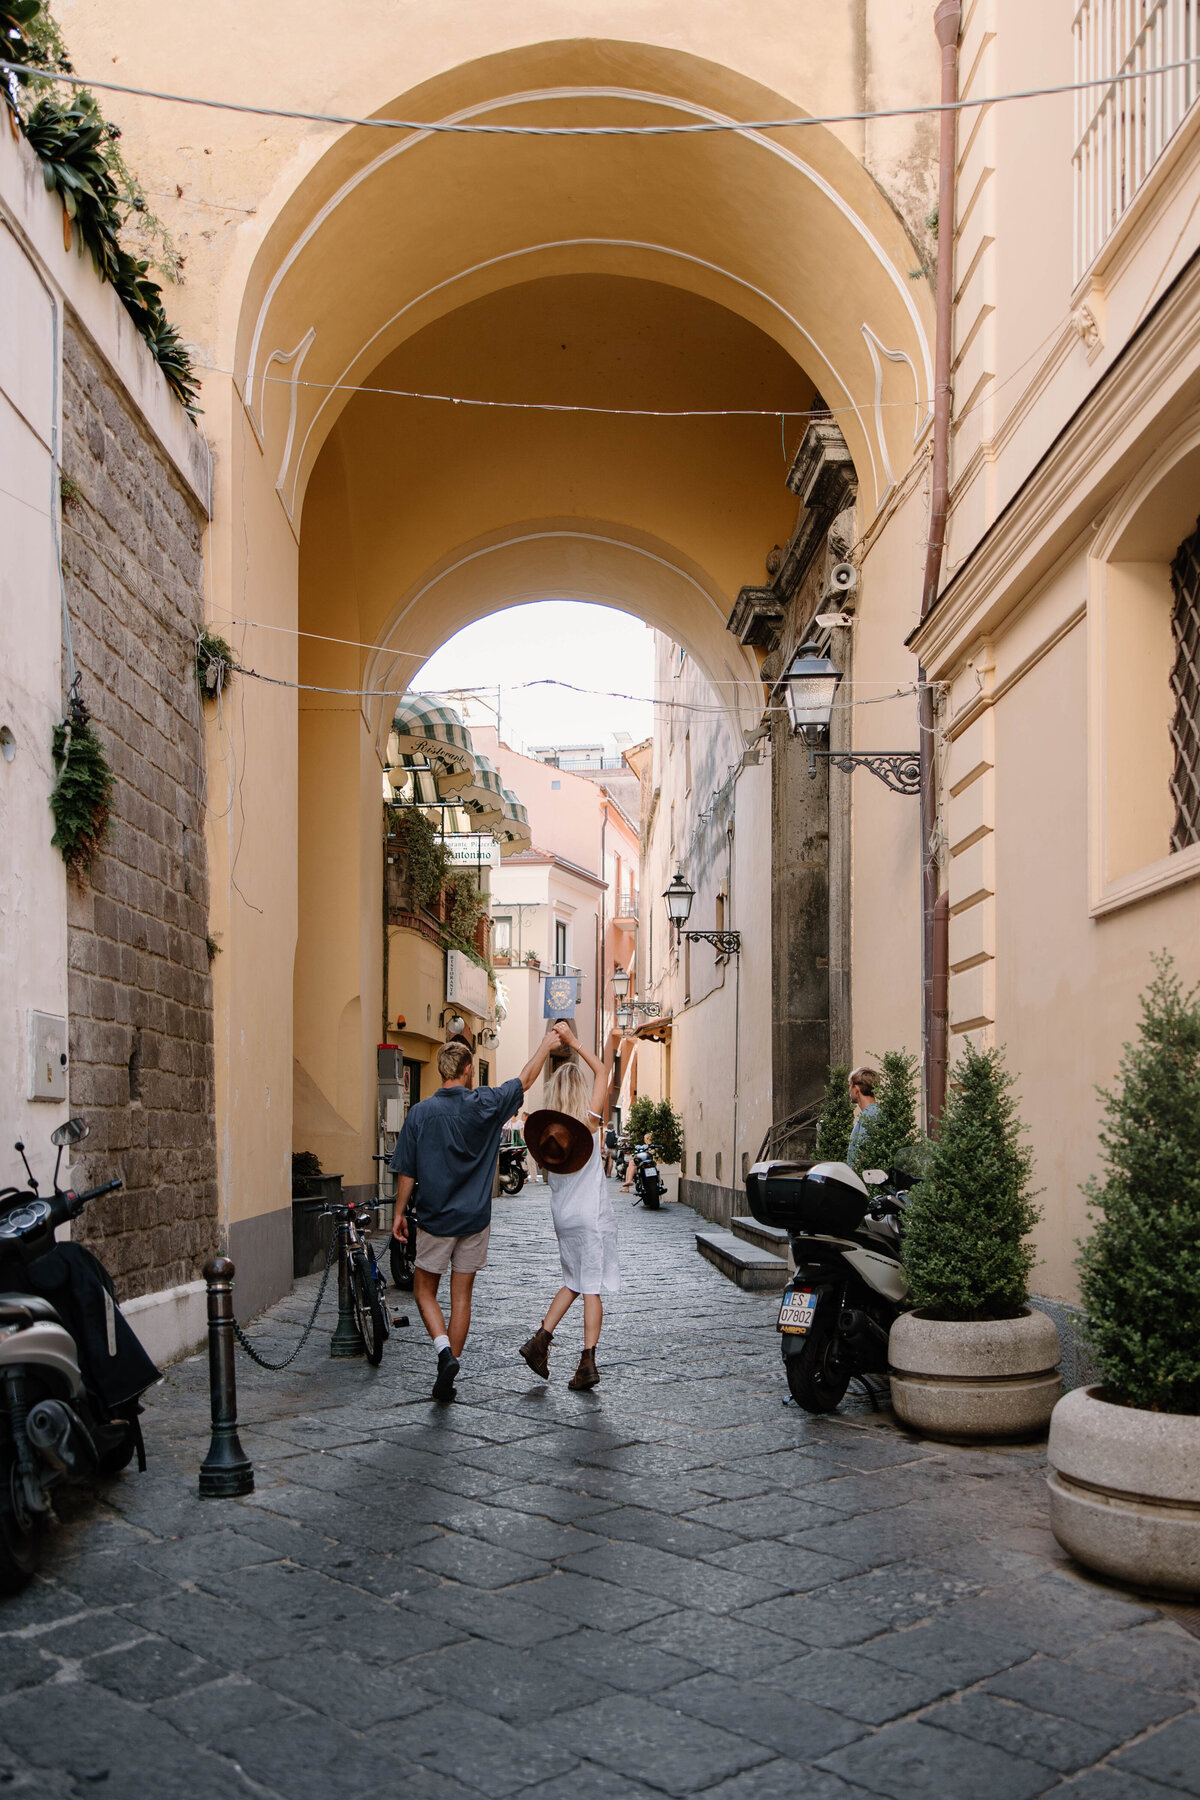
[232,1223,340,1370]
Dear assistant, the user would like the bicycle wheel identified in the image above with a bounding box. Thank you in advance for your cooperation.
[350,1253,385,1365]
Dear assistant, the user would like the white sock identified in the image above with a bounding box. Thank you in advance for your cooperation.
[433,1333,451,1355]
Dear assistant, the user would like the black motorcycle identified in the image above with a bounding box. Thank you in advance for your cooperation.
[745,1158,910,1413]
[631,1143,666,1211]
[613,1135,631,1182]
[1,1119,158,1589]
[498,1141,528,1195]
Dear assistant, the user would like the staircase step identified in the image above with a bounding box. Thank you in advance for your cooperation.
[731,1216,790,1259]
[695,1229,792,1292]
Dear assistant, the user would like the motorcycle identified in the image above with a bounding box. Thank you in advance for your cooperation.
[745,1158,910,1413]
[613,1136,631,1182]
[631,1143,667,1211]
[498,1140,528,1196]
[1,1118,158,1590]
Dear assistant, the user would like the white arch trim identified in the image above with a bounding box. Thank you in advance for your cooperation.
[276,236,880,517]
[244,81,933,414]
[359,526,761,754]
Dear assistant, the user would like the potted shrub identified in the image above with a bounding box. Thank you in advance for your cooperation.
[523,950,540,969]
[815,1064,855,1163]
[1048,957,1200,1596]
[651,1097,684,1199]
[852,1050,925,1179]
[888,1042,1061,1441]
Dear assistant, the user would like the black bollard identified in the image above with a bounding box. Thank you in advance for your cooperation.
[330,1214,365,1358]
[198,1257,255,1497]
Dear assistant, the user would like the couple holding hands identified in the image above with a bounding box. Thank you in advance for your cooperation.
[389,1019,621,1402]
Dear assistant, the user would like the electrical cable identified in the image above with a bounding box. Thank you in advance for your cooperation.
[3,54,1199,137]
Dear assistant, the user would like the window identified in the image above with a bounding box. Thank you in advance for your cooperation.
[493,917,512,954]
[695,1151,702,1178]
[715,1151,723,1182]
[1073,0,1200,279]
[1170,520,1200,850]
[551,779,561,790]
[555,920,569,966]
[478,1060,489,1087]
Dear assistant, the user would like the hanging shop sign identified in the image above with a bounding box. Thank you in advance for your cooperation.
[445,948,491,1017]
[441,834,499,869]
[542,974,578,1019]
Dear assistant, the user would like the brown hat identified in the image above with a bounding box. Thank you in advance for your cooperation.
[524,1109,594,1175]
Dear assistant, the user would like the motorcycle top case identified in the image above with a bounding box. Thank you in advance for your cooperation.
[745,1160,870,1236]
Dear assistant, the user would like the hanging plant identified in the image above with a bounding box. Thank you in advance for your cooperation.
[444,869,489,950]
[195,627,235,700]
[387,805,448,912]
[49,688,113,875]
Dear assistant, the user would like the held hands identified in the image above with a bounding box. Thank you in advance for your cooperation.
[552,1022,579,1051]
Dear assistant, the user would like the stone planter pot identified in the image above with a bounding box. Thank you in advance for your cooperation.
[1047,1386,1200,1597]
[888,1307,1062,1442]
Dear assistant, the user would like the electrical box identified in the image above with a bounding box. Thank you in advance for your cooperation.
[384,1097,403,1133]
[28,1011,67,1102]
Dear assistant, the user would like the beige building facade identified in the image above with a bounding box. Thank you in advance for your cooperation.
[33,0,1195,1324]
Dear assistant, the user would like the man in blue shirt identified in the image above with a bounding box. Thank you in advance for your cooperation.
[391,1027,565,1400]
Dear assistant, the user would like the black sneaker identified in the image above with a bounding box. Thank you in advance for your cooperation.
[432,1347,460,1401]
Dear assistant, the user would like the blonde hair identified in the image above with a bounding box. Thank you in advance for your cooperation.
[545,1060,592,1124]
[437,1042,473,1082]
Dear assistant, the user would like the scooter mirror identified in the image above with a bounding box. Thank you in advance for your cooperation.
[51,1117,89,1148]
[862,1168,888,1186]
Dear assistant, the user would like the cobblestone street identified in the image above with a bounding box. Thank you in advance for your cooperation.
[2,1185,1198,1800]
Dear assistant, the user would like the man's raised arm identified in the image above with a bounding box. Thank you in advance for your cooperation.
[518,1026,567,1093]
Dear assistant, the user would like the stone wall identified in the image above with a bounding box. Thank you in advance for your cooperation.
[58,316,217,1302]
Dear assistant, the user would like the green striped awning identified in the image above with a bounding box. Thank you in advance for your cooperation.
[495,786,532,854]
[389,694,476,788]
[447,753,506,828]
[385,753,441,808]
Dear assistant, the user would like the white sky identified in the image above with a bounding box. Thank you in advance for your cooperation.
[414,601,655,753]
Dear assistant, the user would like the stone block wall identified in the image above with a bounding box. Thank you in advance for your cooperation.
[58,316,217,1302]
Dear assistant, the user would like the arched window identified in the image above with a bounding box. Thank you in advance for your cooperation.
[1169,520,1200,852]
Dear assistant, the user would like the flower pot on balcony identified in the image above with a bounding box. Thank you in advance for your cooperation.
[1047,1386,1200,1597]
[888,1307,1062,1442]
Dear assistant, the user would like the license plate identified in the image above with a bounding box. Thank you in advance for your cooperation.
[777,1287,819,1335]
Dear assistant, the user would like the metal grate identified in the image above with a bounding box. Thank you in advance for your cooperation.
[1169,518,1200,851]
[1073,0,1200,281]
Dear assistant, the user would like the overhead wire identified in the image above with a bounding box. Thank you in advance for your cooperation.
[3,54,1199,136]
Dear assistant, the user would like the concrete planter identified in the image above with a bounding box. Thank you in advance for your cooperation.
[888,1307,1062,1442]
[1048,1386,1200,1597]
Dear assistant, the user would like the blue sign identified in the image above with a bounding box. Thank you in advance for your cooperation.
[543,975,577,1018]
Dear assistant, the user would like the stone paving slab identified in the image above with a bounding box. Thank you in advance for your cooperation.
[1,1186,1197,1799]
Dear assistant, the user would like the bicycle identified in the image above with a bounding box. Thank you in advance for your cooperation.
[325,1197,388,1365]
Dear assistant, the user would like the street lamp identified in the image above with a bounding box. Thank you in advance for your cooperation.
[616,1003,633,1032]
[662,868,741,957]
[611,965,630,1000]
[783,635,921,796]
[447,1013,466,1036]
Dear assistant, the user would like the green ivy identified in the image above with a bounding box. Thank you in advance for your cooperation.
[900,1042,1039,1321]
[1078,956,1200,1414]
[815,1064,856,1163]
[388,806,449,913]
[195,628,235,700]
[49,692,113,875]
[4,4,198,415]
[444,869,489,950]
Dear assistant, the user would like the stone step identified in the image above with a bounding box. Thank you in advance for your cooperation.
[695,1228,792,1292]
[730,1215,790,1259]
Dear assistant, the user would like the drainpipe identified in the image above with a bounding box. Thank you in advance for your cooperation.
[919,0,961,1129]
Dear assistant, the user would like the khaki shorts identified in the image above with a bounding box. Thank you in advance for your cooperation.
[414,1225,490,1276]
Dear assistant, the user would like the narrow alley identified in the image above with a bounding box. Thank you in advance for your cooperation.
[1,1189,1196,1800]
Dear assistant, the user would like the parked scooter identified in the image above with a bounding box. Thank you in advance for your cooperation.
[1,1118,158,1590]
[631,1143,667,1211]
[498,1140,528,1195]
[745,1159,910,1413]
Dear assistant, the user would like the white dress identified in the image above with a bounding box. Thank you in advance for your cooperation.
[547,1120,621,1295]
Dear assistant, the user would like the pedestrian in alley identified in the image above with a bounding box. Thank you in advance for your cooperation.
[391,1028,564,1401]
[520,1024,621,1391]
[846,1064,880,1165]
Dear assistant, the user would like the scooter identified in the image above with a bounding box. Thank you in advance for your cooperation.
[745,1158,910,1413]
[498,1141,528,1195]
[631,1143,666,1211]
[1,1118,155,1590]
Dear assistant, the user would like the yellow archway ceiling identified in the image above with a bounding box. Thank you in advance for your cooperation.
[238,42,935,527]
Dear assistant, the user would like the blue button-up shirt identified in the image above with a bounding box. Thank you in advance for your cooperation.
[389,1077,525,1239]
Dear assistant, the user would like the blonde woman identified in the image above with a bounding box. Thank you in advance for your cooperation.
[520,1025,620,1390]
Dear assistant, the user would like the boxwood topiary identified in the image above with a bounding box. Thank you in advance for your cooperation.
[900,1042,1039,1321]
[815,1065,856,1164]
[852,1049,925,1180]
[1078,955,1200,1414]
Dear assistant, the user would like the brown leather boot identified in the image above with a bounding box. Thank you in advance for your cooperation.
[569,1346,600,1391]
[519,1326,553,1379]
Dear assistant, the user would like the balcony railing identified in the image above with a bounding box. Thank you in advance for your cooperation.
[1073,0,1200,280]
